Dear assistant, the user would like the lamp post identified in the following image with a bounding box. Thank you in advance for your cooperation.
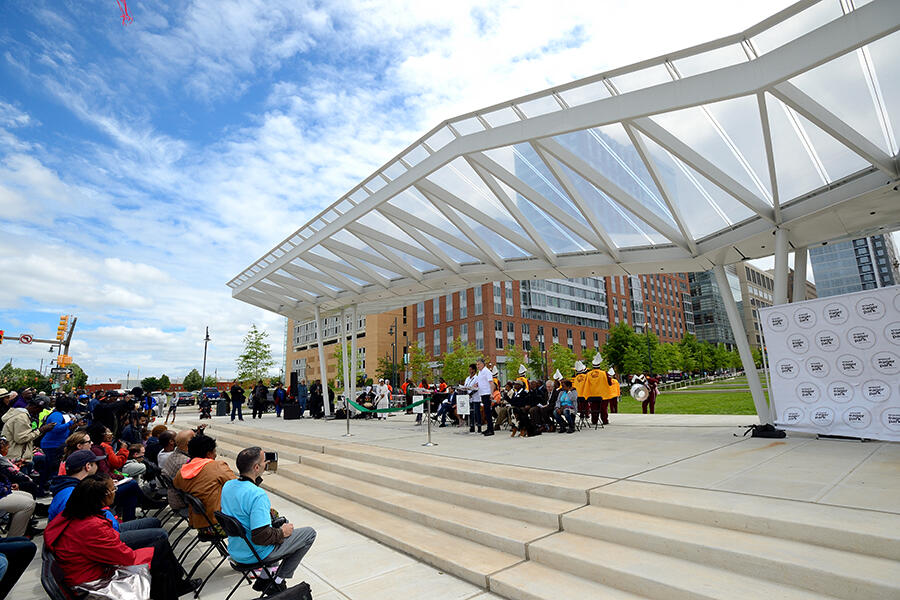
[388,317,398,389]
[201,327,211,388]
[646,333,653,375]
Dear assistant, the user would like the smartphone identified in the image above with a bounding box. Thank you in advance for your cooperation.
[265,451,278,471]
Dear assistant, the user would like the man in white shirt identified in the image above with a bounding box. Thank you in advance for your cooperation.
[464,364,480,433]
[476,358,494,436]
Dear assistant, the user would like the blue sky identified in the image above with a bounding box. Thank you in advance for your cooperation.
[0,0,798,382]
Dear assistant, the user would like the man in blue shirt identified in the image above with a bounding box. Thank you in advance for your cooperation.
[221,447,316,594]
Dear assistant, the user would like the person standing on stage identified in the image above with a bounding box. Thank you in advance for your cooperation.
[230,382,245,423]
[476,358,494,436]
[585,354,610,426]
[606,369,620,414]
[572,360,588,421]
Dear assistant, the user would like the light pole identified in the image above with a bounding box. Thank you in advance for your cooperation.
[201,327,211,388]
[646,334,653,375]
[388,317,398,389]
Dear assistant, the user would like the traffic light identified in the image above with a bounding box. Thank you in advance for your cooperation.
[0,329,3,344]
[58,355,72,367]
[57,316,68,342]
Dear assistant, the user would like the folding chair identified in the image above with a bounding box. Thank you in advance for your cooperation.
[40,548,76,600]
[215,511,286,600]
[182,493,230,597]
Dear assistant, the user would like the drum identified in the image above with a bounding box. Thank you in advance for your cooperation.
[630,384,649,402]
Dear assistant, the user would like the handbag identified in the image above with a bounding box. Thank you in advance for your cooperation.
[73,564,152,600]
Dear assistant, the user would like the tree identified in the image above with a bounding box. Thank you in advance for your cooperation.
[407,342,431,383]
[696,341,715,374]
[0,364,51,393]
[442,338,480,385]
[183,369,202,391]
[622,344,645,376]
[678,334,701,373]
[235,324,276,383]
[658,344,681,375]
[548,343,575,377]
[712,343,731,371]
[376,356,401,385]
[68,363,88,390]
[141,376,160,392]
[504,343,526,381]
[527,346,545,380]
[158,374,171,391]
[603,323,639,374]
[581,346,599,366]
[202,375,217,388]
[751,347,763,369]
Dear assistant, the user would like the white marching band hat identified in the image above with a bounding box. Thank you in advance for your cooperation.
[518,364,527,375]
[592,353,603,367]
[553,369,563,380]
[490,365,499,377]
[574,360,586,372]
[607,368,615,376]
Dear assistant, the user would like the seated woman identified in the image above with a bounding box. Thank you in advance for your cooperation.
[44,474,199,600]
[57,430,92,476]
[84,423,142,522]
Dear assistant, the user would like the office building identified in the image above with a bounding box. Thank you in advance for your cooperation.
[809,234,899,297]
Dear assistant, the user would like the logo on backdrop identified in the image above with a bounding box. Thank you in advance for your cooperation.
[837,354,863,377]
[787,333,809,354]
[861,380,891,403]
[805,356,829,378]
[782,407,804,425]
[814,330,840,352]
[842,406,871,430]
[776,359,799,378]
[847,326,876,350]
[856,297,886,321]
[882,407,900,432]
[793,307,816,328]
[796,382,820,403]
[811,406,835,428]
[894,292,900,313]
[823,302,849,325]
[885,322,900,346]
[768,312,788,332]
[871,351,900,375]
[827,381,853,403]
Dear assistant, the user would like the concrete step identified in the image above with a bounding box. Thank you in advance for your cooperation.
[528,532,841,600]
[590,480,900,560]
[205,427,314,464]
[204,422,329,453]
[276,462,556,557]
[489,562,650,600]
[295,451,580,528]
[324,442,610,503]
[563,505,899,600]
[260,472,523,588]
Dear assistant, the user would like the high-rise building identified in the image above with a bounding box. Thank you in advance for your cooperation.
[809,234,899,297]
[688,267,741,348]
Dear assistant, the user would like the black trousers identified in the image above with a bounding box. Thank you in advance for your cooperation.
[252,402,264,419]
[0,537,36,599]
[147,534,190,600]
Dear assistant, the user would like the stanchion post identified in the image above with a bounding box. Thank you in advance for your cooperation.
[422,394,437,447]
[343,395,353,437]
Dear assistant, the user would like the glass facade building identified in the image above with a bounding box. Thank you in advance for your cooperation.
[809,234,899,297]
[688,267,742,348]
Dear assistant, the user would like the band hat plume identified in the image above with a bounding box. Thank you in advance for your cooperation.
[592,353,603,367]
[553,369,562,380]
[574,360,586,372]
[518,364,527,375]
[490,365,499,377]
[607,368,615,376]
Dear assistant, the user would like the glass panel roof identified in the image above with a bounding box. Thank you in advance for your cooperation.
[764,93,829,201]
[674,43,748,78]
[517,95,563,118]
[866,32,900,154]
[611,64,672,93]
[558,80,610,107]
[751,0,843,55]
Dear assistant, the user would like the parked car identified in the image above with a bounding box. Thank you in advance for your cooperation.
[175,391,195,406]
[200,387,220,399]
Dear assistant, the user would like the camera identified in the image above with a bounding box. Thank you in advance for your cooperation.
[271,516,287,528]
[265,451,278,472]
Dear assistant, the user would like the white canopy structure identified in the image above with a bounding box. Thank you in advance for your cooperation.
[230,0,900,421]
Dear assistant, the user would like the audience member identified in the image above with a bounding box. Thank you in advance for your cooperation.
[0,536,36,599]
[0,396,56,496]
[145,424,168,464]
[554,379,577,434]
[221,447,316,594]
[163,429,195,511]
[173,435,235,533]
[156,430,177,469]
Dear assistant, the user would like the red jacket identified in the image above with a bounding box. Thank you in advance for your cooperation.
[44,514,153,587]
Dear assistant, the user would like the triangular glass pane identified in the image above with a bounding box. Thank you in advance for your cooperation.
[702,95,773,200]
[310,245,402,281]
[635,131,755,239]
[795,110,870,187]
[338,218,439,273]
[557,161,669,248]
[863,32,900,155]
[764,93,828,203]
[789,48,891,154]
[651,103,772,202]
[751,1,842,55]
[553,125,677,228]
[482,144,592,229]
[425,157,536,254]
[442,202,529,259]
[384,189,483,264]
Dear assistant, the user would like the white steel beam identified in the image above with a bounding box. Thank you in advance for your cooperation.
[320,238,406,275]
[378,203,485,263]
[771,83,898,177]
[792,246,808,303]
[357,235,426,282]
[345,223,442,269]
[773,228,789,305]
[303,253,371,290]
[631,117,777,222]
[314,305,331,416]
[281,263,351,294]
[376,210,463,274]
[757,92,781,223]
[270,271,336,299]
[351,305,359,407]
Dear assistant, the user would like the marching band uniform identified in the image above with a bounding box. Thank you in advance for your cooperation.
[585,354,610,426]
[573,360,588,419]
[606,369,620,414]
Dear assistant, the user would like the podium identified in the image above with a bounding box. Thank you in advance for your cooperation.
[283,403,302,420]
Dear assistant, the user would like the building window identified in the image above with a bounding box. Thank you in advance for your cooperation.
[459,291,467,318]
[446,293,453,322]
[416,302,424,328]
[506,285,514,316]
[493,282,501,314]
[417,331,425,350]
[475,320,484,350]
[594,332,599,348]
[434,330,440,356]
[474,287,483,315]
[447,326,454,350]
[461,323,468,342]
[433,299,440,325]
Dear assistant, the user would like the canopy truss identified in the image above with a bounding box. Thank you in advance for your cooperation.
[230,0,900,322]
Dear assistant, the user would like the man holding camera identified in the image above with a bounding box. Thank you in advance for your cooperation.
[221,447,316,594]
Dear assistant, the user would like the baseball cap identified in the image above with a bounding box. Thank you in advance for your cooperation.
[65,449,104,473]
[27,396,48,409]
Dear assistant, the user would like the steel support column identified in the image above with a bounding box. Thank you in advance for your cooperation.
[792,246,808,303]
[350,305,359,410]
[773,228,789,305]
[714,265,770,423]
[340,308,352,413]
[314,305,331,416]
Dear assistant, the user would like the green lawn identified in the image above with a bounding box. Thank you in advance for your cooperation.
[616,391,764,414]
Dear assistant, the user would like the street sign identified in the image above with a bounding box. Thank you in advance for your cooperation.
[19,334,33,344]
[51,368,73,375]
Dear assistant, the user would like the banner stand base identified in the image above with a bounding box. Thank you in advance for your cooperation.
[816,434,872,443]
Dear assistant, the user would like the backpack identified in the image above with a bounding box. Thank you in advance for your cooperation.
[739,423,786,438]
[268,581,312,600]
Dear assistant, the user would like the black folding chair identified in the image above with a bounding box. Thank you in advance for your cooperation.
[182,493,230,598]
[215,510,286,600]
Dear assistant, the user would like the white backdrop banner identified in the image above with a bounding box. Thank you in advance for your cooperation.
[760,285,900,441]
